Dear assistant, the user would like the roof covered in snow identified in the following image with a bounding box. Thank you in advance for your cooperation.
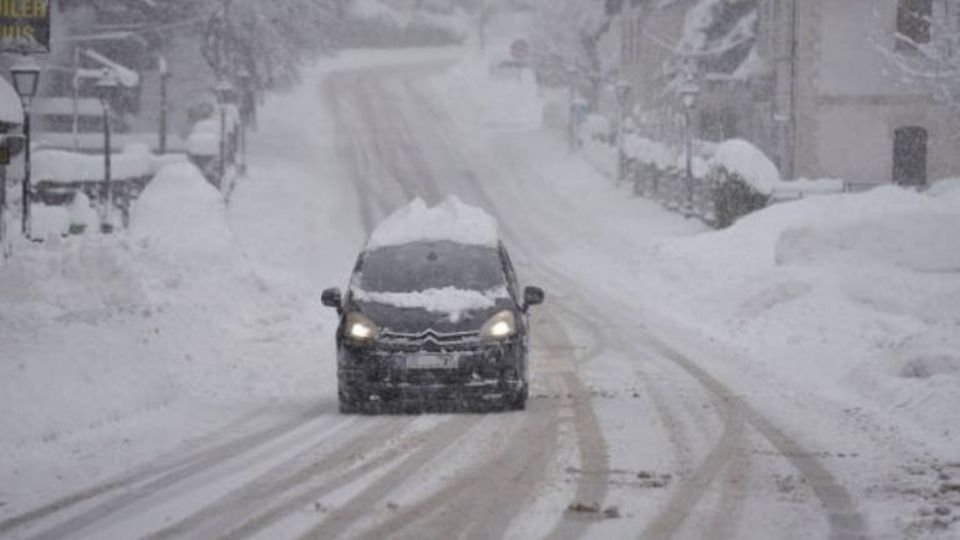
[33,148,158,182]
[366,196,500,250]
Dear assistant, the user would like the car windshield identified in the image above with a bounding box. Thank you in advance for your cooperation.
[355,241,505,294]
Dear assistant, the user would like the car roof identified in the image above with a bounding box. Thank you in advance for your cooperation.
[365,196,500,251]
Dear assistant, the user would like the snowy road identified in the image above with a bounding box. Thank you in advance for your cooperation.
[3,52,947,540]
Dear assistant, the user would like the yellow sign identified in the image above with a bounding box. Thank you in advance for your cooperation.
[0,0,49,53]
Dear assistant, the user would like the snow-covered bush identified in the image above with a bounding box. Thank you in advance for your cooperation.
[706,139,778,228]
[710,174,769,228]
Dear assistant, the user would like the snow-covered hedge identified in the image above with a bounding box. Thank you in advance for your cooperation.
[33,147,158,183]
[622,135,775,227]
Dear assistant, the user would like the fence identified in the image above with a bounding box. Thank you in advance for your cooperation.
[623,152,772,229]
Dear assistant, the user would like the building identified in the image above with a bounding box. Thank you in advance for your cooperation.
[622,0,960,185]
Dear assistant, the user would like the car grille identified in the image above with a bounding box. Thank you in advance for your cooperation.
[377,328,484,352]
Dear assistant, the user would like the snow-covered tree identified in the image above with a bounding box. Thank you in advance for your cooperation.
[667,0,760,87]
[193,0,343,90]
[876,0,960,119]
[529,0,622,105]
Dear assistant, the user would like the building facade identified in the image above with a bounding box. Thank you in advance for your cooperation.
[622,0,960,185]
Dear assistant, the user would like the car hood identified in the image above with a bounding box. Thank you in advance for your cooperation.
[350,297,515,335]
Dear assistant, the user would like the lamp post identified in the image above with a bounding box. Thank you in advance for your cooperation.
[10,56,41,238]
[96,69,119,233]
[567,66,579,152]
[235,67,250,175]
[615,80,632,186]
[679,78,700,216]
[158,55,170,154]
[214,79,235,189]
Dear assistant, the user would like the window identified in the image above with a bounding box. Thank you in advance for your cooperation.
[893,126,928,186]
[896,0,933,50]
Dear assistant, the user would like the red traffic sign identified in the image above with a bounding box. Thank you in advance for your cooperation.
[510,39,530,62]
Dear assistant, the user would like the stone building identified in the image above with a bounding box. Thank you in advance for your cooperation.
[621,0,960,185]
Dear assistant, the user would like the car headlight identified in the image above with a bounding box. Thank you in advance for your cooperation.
[345,312,379,342]
[481,310,517,340]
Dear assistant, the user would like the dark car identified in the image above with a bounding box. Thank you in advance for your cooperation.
[321,239,544,414]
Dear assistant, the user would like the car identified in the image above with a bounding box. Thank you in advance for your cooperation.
[321,198,545,414]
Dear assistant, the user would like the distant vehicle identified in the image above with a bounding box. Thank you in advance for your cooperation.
[322,198,545,413]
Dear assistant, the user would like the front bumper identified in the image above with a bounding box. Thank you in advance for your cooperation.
[337,340,526,405]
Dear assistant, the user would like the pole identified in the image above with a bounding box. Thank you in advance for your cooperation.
[22,105,32,238]
[617,102,626,185]
[102,102,112,233]
[479,0,487,51]
[1,161,6,251]
[159,70,168,154]
[219,104,226,189]
[684,106,693,215]
[239,116,246,175]
[72,48,80,152]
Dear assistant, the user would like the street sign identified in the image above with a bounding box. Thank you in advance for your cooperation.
[0,0,51,53]
[510,39,530,62]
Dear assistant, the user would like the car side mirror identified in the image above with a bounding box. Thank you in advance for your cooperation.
[321,287,343,312]
[522,286,545,312]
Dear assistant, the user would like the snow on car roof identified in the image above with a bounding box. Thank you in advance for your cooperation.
[365,196,500,250]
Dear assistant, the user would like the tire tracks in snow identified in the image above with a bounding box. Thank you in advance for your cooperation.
[403,68,868,539]
[384,69,612,539]
[140,417,410,540]
[324,64,611,539]
[0,403,331,539]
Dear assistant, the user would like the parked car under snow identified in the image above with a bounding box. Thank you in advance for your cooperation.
[322,197,544,413]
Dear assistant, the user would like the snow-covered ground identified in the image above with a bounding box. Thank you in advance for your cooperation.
[1,43,958,539]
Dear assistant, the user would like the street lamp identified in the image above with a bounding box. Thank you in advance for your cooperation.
[158,55,170,154]
[235,67,250,175]
[214,79,235,189]
[615,80,632,185]
[96,69,119,233]
[679,78,700,216]
[10,56,41,238]
[566,66,578,152]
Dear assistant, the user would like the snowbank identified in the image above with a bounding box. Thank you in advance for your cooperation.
[131,161,232,256]
[659,185,960,437]
[928,177,960,202]
[366,196,500,250]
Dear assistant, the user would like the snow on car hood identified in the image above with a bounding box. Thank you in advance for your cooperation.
[366,196,499,250]
[352,286,509,323]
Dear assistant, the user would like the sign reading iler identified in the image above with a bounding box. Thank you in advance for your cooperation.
[0,0,50,53]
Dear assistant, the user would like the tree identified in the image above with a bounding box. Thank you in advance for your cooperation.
[877,0,960,121]
[667,0,760,85]
[529,0,622,106]
[196,0,344,91]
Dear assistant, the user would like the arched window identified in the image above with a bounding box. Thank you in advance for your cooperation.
[893,126,928,186]
[896,0,933,50]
